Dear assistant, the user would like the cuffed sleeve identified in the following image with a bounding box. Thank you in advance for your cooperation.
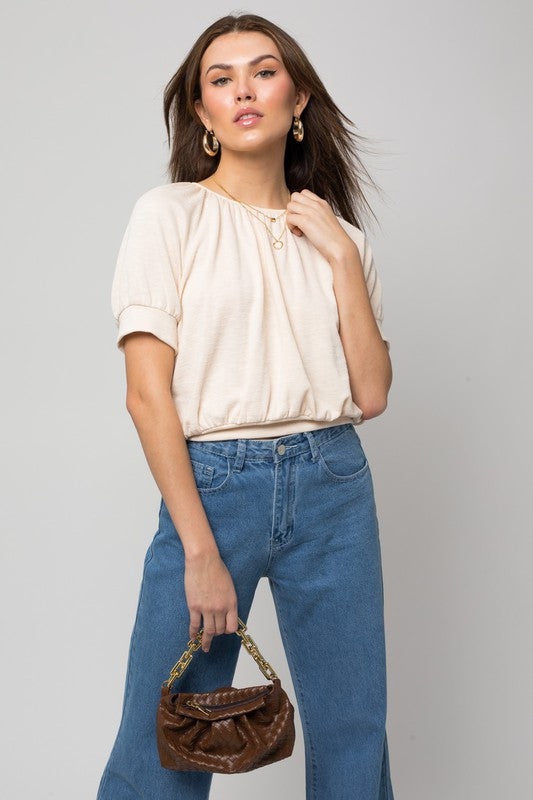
[335,216,391,352]
[111,189,182,355]
[361,237,391,352]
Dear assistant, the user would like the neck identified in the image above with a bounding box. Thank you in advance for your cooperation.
[205,143,289,208]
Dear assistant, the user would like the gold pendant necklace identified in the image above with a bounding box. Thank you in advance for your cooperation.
[210,178,290,250]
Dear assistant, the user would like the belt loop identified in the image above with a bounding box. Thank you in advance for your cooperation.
[303,430,319,462]
[233,439,246,472]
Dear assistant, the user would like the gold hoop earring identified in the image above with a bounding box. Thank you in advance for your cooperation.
[292,115,304,142]
[202,128,219,156]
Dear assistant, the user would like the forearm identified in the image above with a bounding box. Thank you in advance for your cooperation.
[329,244,392,418]
[126,393,219,561]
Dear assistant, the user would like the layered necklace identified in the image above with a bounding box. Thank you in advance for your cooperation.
[211,178,291,250]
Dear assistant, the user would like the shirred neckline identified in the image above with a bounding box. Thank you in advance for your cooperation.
[189,181,288,214]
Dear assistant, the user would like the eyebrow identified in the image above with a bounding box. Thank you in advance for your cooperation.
[205,54,281,76]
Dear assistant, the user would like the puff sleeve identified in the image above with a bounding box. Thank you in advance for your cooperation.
[111,190,182,354]
[361,236,391,352]
[335,216,390,352]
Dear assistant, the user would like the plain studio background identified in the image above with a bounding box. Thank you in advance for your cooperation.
[2,2,532,798]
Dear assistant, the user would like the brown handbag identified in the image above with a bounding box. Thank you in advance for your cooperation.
[156,616,296,774]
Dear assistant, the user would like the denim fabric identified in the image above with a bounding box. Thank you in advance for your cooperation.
[96,422,394,799]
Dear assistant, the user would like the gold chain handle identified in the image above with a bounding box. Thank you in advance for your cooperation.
[163,616,279,688]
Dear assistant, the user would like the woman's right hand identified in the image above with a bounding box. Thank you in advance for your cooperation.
[184,549,239,652]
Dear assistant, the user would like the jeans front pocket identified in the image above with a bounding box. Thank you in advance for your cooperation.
[317,427,369,482]
[189,458,215,490]
[187,445,234,494]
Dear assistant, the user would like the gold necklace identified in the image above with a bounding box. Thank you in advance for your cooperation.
[210,178,290,250]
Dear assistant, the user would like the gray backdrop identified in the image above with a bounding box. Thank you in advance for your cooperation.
[2,2,532,798]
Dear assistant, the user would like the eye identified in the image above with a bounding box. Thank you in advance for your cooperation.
[211,69,277,87]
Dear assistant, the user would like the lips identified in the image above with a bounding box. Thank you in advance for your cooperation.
[233,107,263,122]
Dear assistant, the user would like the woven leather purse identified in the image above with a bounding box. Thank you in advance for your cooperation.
[156,616,296,774]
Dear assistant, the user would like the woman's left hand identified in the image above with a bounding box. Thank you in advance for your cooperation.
[286,189,356,263]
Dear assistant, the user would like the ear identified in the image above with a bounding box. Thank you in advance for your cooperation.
[294,87,311,117]
[194,98,211,130]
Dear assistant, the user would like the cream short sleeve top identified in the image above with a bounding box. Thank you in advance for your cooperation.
[111,182,390,441]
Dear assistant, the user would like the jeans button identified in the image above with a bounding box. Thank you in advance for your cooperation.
[277,444,286,455]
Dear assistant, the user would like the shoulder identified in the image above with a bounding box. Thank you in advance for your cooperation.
[334,215,364,244]
[129,181,202,219]
[334,215,367,259]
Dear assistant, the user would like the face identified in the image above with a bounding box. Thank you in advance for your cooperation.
[194,31,309,153]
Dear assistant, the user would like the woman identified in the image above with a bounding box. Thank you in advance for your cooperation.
[97,12,394,800]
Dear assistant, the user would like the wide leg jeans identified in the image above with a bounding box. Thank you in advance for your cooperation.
[96,423,395,799]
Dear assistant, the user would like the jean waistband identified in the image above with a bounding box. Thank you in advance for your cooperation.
[186,422,355,464]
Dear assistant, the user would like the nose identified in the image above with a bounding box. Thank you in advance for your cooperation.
[234,73,255,102]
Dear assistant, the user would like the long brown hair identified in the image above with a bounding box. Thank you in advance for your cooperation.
[163,12,384,233]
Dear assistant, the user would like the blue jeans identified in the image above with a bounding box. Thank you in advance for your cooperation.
[96,422,394,799]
